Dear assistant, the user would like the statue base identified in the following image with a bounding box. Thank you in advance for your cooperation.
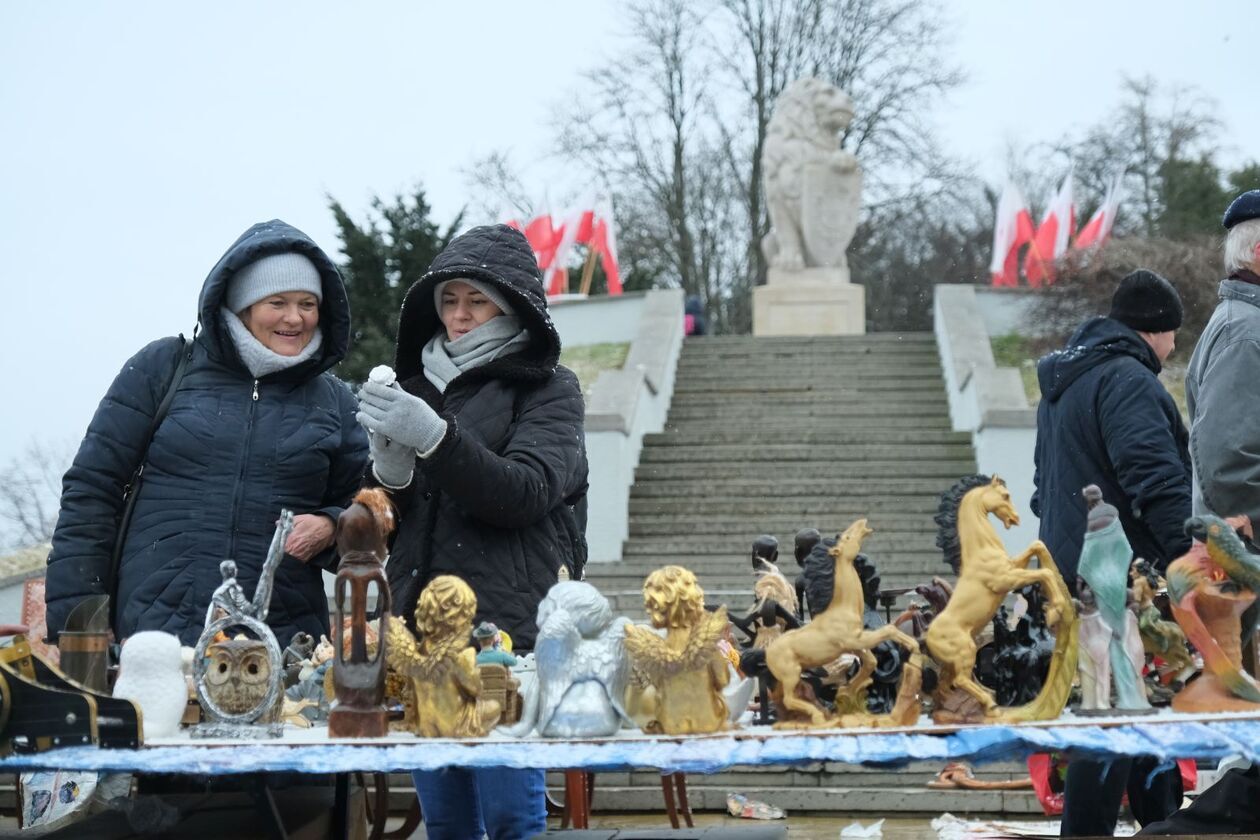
[753,268,865,336]
[328,705,390,738]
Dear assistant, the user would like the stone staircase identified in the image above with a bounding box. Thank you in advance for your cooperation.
[586,332,975,617]
[580,333,1047,815]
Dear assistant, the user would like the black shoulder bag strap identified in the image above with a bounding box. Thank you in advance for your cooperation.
[107,334,194,627]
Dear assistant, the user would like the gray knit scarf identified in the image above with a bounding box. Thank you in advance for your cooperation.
[221,307,324,379]
[421,315,532,393]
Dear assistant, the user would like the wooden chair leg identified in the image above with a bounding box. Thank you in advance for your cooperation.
[673,773,693,827]
[660,773,679,829]
[363,772,391,840]
[382,795,421,840]
[564,769,591,829]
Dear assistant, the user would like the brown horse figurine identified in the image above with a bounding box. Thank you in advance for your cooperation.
[765,518,920,727]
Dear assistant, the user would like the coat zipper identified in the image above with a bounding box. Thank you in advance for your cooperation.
[226,379,261,560]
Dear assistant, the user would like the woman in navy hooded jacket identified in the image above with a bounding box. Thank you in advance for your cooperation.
[46,220,368,648]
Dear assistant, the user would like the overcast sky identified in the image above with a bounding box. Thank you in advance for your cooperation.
[2,1,1256,497]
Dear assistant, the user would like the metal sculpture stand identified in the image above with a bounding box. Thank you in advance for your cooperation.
[191,512,292,739]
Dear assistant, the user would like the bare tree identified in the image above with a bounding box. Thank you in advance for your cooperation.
[0,439,72,553]
[555,0,966,332]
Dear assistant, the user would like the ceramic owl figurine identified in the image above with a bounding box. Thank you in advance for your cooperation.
[203,638,281,721]
[112,631,189,739]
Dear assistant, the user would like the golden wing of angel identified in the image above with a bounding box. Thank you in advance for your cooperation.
[624,607,728,682]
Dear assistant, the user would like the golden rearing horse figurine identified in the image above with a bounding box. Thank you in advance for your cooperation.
[925,475,1077,722]
[766,518,921,727]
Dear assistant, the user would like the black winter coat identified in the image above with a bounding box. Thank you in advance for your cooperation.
[47,220,368,646]
[374,225,589,651]
[1031,316,1191,586]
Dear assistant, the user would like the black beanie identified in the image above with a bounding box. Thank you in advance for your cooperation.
[1109,269,1183,333]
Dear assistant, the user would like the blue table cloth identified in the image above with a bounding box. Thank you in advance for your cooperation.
[1,716,1256,776]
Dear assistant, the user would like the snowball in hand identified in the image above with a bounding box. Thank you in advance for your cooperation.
[368,365,397,387]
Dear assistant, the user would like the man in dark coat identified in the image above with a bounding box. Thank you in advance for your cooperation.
[1031,269,1189,837]
[47,220,368,647]
[1031,269,1191,585]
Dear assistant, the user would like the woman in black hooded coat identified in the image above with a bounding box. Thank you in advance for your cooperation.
[357,224,588,840]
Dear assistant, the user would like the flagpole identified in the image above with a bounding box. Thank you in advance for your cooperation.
[579,247,598,296]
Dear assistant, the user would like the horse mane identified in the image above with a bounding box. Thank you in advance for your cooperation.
[935,474,1000,575]
[802,536,837,614]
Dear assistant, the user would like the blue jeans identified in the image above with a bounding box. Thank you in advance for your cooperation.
[412,766,547,840]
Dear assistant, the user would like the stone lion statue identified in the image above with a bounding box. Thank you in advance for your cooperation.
[761,77,862,273]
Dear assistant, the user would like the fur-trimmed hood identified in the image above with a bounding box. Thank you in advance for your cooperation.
[394,224,561,385]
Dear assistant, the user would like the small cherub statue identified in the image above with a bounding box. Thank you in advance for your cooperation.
[623,566,730,734]
[506,581,632,738]
[385,575,501,737]
[473,622,518,667]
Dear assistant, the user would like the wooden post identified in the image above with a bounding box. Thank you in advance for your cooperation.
[578,248,599,296]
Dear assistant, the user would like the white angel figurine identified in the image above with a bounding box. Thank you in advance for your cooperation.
[504,581,632,737]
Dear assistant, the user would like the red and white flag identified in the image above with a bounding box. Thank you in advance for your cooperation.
[1024,171,1075,287]
[988,180,1035,287]
[1073,173,1124,252]
[590,196,622,295]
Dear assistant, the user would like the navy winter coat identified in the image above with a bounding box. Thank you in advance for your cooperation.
[47,220,368,646]
[372,224,589,651]
[1031,316,1191,586]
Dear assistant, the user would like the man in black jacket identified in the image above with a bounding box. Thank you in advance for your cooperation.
[1032,269,1190,836]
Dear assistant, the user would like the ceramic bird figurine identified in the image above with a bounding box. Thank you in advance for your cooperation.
[112,631,190,739]
[1168,515,1260,710]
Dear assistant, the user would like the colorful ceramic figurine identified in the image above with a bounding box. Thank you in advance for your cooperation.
[473,623,518,667]
[925,475,1077,723]
[765,519,922,728]
[385,575,501,737]
[329,488,395,738]
[1074,486,1150,711]
[507,581,632,738]
[1130,558,1194,686]
[623,566,730,734]
[1168,515,1260,712]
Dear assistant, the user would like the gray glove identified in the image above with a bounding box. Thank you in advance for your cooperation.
[356,380,449,457]
[365,430,417,489]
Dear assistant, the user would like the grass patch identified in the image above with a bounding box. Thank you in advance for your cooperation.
[991,334,1042,405]
[559,342,631,396]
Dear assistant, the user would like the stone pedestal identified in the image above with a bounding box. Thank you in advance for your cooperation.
[753,268,865,336]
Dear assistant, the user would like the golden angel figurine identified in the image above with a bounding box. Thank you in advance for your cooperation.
[623,566,731,734]
[385,575,501,737]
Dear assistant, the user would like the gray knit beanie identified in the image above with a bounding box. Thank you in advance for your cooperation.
[432,277,515,317]
[227,253,324,314]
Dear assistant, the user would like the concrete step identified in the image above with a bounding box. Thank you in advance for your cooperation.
[629,479,958,498]
[632,461,974,481]
[643,430,972,447]
[587,564,949,590]
[624,541,942,561]
[664,418,955,432]
[628,498,944,515]
[628,518,939,537]
[665,404,952,420]
[638,444,975,463]
[669,395,949,410]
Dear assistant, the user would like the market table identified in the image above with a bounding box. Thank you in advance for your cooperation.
[4,711,1259,837]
